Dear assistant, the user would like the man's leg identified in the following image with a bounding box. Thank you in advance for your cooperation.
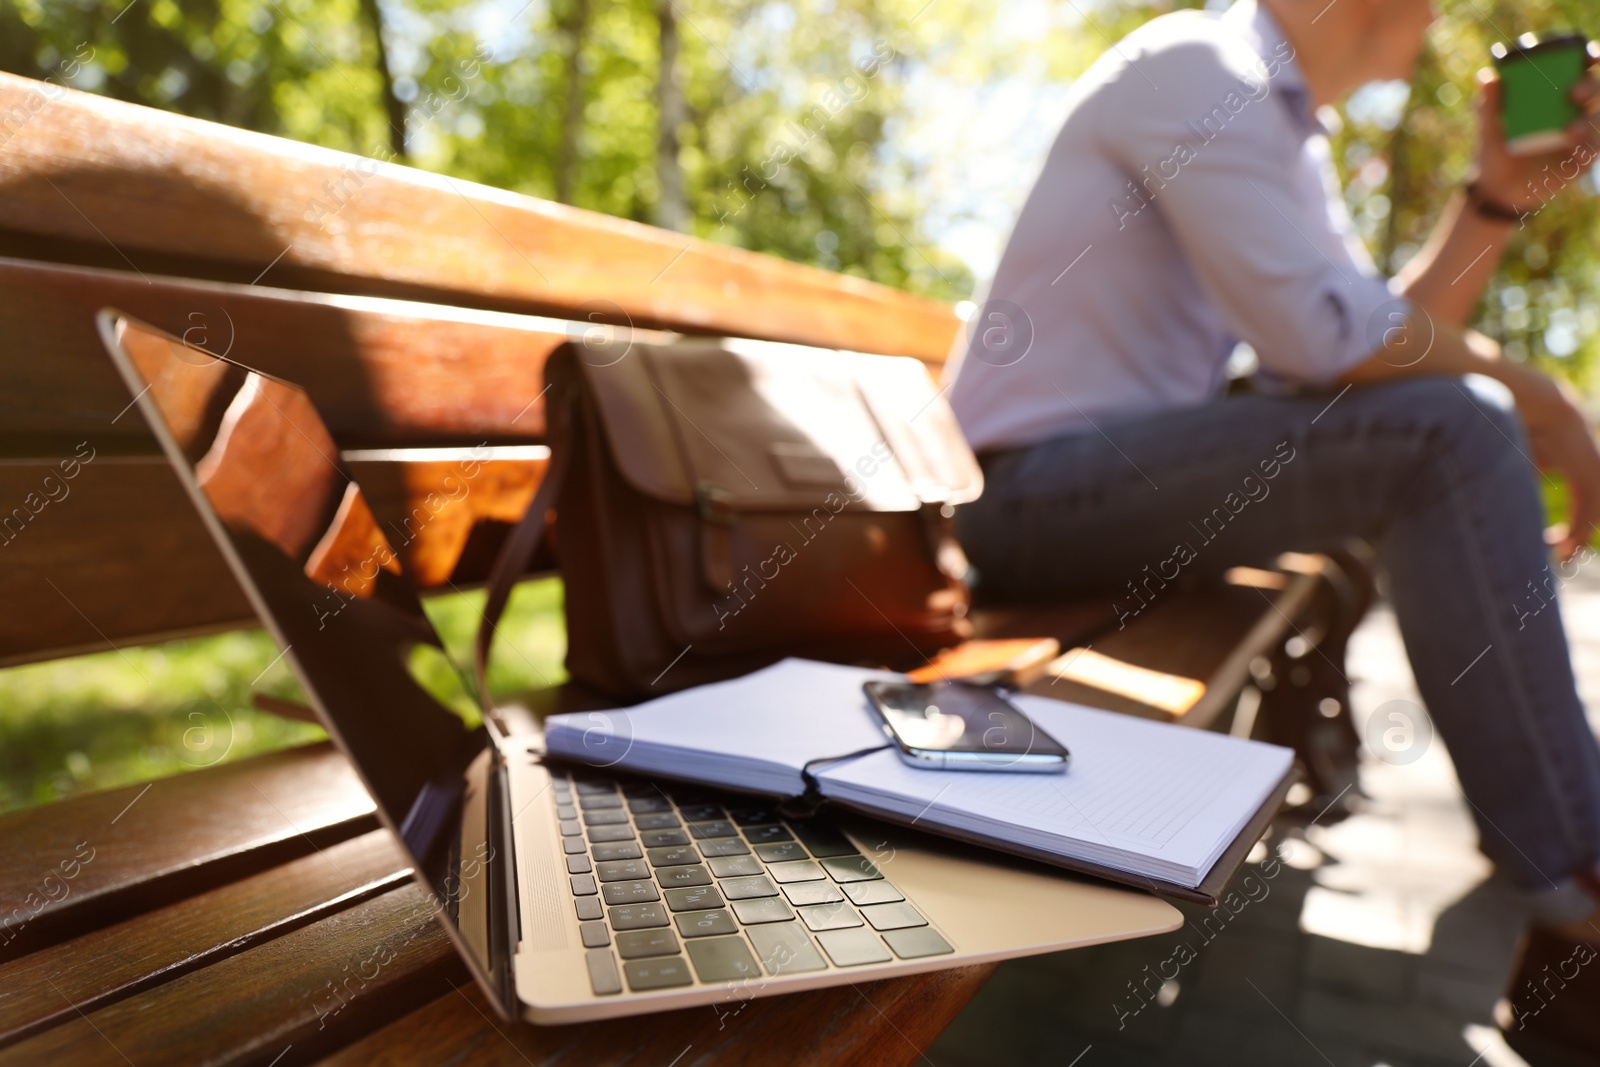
[958,376,1600,891]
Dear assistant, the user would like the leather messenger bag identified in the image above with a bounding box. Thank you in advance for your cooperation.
[476,335,984,698]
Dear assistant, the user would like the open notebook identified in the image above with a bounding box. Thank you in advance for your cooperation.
[543,659,1296,904]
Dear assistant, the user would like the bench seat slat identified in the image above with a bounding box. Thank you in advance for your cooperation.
[317,959,996,1067]
[0,743,375,962]
[0,882,462,1067]
[0,829,409,1046]
[975,577,1319,727]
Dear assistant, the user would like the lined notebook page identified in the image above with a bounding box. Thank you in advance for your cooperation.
[816,693,1293,886]
[543,659,895,795]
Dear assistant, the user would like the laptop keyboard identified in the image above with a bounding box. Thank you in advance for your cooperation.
[548,769,954,996]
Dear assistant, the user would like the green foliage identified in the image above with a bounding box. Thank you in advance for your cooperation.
[1330,0,1600,384]
[0,0,971,299]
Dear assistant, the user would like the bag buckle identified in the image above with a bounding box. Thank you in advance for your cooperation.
[696,482,738,525]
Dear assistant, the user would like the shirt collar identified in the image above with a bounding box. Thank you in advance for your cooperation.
[1225,0,1322,135]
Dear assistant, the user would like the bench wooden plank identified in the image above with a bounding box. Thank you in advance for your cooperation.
[0,743,375,962]
[0,882,463,1067]
[0,74,959,363]
[974,574,1321,727]
[318,960,996,1067]
[0,453,545,666]
[0,258,621,451]
[0,829,409,1046]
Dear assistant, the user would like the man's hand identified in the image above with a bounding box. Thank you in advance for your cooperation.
[1473,67,1600,212]
[1498,360,1600,561]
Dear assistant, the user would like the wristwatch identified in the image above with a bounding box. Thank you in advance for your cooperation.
[1465,181,1525,224]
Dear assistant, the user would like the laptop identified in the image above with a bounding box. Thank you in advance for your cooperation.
[98,310,1181,1024]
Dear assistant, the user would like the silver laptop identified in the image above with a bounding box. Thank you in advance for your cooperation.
[98,310,1179,1024]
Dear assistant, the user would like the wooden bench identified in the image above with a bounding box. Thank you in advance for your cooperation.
[0,70,1369,1063]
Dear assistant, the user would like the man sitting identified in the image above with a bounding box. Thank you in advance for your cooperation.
[947,0,1600,934]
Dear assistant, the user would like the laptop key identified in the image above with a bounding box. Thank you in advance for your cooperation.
[688,820,739,840]
[624,956,693,991]
[570,874,597,896]
[742,825,793,845]
[676,803,723,821]
[580,921,610,948]
[782,881,844,906]
[766,860,824,884]
[559,819,581,837]
[608,902,669,930]
[563,835,588,855]
[556,804,577,821]
[729,897,795,925]
[719,875,778,900]
[585,948,622,996]
[582,809,630,826]
[727,806,781,827]
[745,923,828,976]
[628,796,673,814]
[685,936,760,982]
[815,928,892,967]
[647,844,699,867]
[566,855,593,875]
[578,793,623,810]
[790,822,858,858]
[882,927,954,959]
[640,829,689,848]
[574,780,616,794]
[633,812,681,831]
[754,841,807,863]
[821,856,881,883]
[707,855,762,878]
[842,880,904,906]
[586,825,636,843]
[656,864,713,889]
[675,908,738,938]
[665,885,725,912]
[595,859,651,882]
[591,841,643,862]
[860,902,927,931]
[614,928,680,959]
[696,837,750,858]
[575,896,603,921]
[798,902,863,931]
[602,880,660,905]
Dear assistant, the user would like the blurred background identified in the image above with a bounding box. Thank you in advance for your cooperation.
[2,0,1598,813]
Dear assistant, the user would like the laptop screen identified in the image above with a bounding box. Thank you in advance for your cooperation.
[97,311,495,920]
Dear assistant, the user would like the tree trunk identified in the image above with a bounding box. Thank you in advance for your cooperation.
[555,0,592,205]
[654,0,687,231]
[358,0,408,160]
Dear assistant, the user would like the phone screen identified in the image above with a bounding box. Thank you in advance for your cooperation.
[864,681,1068,761]
[1493,34,1594,154]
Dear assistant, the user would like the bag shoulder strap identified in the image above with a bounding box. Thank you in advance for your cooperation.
[473,388,573,714]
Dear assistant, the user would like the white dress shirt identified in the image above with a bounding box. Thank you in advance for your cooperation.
[945,0,1402,453]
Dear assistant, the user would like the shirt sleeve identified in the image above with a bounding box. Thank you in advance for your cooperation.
[1097,34,1397,384]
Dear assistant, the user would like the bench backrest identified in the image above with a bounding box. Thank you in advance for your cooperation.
[0,72,961,667]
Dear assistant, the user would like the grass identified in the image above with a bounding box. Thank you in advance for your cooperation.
[0,578,566,814]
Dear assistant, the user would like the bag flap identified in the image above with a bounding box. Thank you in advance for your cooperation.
[575,337,982,512]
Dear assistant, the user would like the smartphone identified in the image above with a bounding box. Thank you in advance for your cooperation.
[862,680,1069,773]
[1492,33,1597,155]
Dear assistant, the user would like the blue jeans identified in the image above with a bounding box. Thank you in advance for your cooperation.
[958,375,1600,890]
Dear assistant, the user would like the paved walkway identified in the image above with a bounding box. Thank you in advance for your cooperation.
[931,568,1600,1067]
